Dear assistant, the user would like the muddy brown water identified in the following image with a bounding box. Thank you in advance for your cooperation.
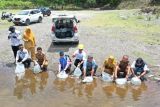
[0,66,160,107]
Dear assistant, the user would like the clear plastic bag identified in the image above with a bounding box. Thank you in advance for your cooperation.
[131,77,141,85]
[15,63,25,74]
[115,78,127,85]
[33,61,41,74]
[15,63,25,80]
[57,71,68,79]
[73,67,82,77]
[82,76,93,83]
[101,72,113,82]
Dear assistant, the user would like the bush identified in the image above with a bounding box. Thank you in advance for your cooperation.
[0,0,34,9]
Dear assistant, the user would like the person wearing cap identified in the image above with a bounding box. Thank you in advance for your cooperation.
[72,44,86,70]
[59,51,72,73]
[82,54,98,77]
[102,56,117,77]
[23,27,36,60]
[115,55,131,79]
[130,58,149,81]
[8,26,22,62]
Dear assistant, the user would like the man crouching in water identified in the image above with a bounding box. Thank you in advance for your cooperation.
[115,55,131,80]
[82,55,98,78]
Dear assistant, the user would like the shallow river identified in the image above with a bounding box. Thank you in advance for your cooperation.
[0,67,160,107]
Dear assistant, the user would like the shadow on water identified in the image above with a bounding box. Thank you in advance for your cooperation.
[6,62,15,68]
[13,69,49,99]
[48,42,78,53]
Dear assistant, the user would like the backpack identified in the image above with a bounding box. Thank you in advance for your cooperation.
[65,55,71,62]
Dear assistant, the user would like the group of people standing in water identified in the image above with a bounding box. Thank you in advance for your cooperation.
[8,26,149,82]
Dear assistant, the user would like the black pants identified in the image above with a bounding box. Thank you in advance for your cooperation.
[18,57,32,68]
[74,59,83,70]
[11,45,19,59]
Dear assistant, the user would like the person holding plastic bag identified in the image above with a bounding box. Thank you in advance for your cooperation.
[59,51,71,74]
[130,58,149,81]
[82,54,98,78]
[16,44,32,68]
[72,44,86,71]
[8,26,22,63]
[35,47,48,71]
[102,55,117,79]
[115,55,130,80]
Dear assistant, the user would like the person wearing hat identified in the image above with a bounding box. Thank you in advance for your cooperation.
[82,54,98,77]
[59,51,72,73]
[8,26,22,62]
[130,58,149,81]
[102,56,117,78]
[72,44,86,70]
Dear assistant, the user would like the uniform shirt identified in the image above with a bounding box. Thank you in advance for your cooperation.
[36,53,45,65]
[8,30,22,46]
[83,59,97,71]
[73,50,86,61]
[16,49,29,62]
[59,55,71,71]
[131,61,149,71]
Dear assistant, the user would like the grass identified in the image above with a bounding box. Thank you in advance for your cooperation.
[82,10,160,45]
[0,10,20,30]
[132,51,155,64]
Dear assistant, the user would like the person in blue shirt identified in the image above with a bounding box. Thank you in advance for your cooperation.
[82,54,98,77]
[59,51,71,73]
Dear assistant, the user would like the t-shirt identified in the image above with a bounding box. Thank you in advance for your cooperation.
[131,61,149,71]
[8,30,22,46]
[83,59,96,71]
[73,50,86,61]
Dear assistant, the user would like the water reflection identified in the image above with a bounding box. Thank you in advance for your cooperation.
[14,69,49,99]
[53,77,76,92]
[102,83,116,97]
[131,83,148,101]
[53,77,97,98]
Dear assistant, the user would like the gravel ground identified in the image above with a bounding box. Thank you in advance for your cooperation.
[0,10,160,107]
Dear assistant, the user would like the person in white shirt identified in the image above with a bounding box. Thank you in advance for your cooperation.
[131,58,149,81]
[72,44,86,70]
[16,44,31,68]
[8,26,22,62]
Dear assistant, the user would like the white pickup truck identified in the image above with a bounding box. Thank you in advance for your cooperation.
[12,9,43,26]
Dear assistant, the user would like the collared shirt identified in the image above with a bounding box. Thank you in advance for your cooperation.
[83,59,97,71]
[131,61,149,71]
[16,49,29,62]
[8,30,22,46]
[73,50,86,60]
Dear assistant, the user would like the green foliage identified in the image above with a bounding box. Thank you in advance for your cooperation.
[0,0,34,9]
